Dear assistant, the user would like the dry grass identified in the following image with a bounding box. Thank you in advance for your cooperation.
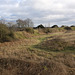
[0,31,75,75]
[0,54,75,75]
[36,38,68,51]
[34,31,75,51]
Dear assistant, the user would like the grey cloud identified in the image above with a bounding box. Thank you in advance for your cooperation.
[0,0,75,26]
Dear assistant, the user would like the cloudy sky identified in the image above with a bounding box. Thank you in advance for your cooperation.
[0,0,75,26]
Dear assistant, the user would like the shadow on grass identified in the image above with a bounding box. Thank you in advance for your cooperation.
[32,38,75,53]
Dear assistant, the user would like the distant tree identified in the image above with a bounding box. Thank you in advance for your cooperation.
[7,22,14,27]
[64,26,72,30]
[0,18,5,24]
[51,25,58,28]
[16,19,24,28]
[70,25,75,27]
[25,18,34,27]
[9,24,17,31]
[16,18,34,28]
[61,25,65,28]
[37,24,45,28]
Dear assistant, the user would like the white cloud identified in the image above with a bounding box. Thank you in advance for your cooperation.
[0,0,75,26]
[32,0,64,11]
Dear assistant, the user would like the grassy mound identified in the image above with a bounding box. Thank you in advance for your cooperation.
[0,54,75,75]
[0,24,16,43]
[36,37,75,51]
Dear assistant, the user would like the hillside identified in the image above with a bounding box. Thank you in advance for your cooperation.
[0,31,75,75]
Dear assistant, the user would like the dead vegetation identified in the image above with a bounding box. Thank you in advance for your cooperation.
[35,31,75,51]
[36,37,75,51]
[0,54,75,75]
[0,31,75,75]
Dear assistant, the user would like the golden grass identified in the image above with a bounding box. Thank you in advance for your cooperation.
[0,31,75,75]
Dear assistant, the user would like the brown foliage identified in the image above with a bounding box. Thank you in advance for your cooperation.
[37,37,72,51]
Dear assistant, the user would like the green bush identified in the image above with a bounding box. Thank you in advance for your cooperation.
[0,23,15,42]
[25,27,34,34]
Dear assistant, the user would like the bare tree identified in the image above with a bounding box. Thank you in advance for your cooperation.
[7,22,14,27]
[25,18,34,27]
[16,18,34,28]
[0,18,5,24]
[16,19,24,28]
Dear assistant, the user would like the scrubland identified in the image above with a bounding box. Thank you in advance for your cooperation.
[0,28,75,75]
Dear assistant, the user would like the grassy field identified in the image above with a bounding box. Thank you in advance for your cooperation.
[0,31,75,75]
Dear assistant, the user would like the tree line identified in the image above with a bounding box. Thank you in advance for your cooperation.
[0,18,34,27]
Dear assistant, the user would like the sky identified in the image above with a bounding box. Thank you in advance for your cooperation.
[0,0,75,26]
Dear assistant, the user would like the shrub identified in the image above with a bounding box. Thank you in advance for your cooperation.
[1,35,13,42]
[64,26,72,30]
[43,28,52,34]
[71,26,75,31]
[9,30,15,38]
[61,25,65,28]
[70,25,75,27]
[0,23,15,42]
[39,28,60,34]
[25,27,34,34]
[51,25,58,28]
[37,24,45,28]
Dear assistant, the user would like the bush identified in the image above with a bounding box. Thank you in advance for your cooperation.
[1,35,14,42]
[9,30,15,38]
[64,26,72,30]
[0,23,15,42]
[70,25,75,27]
[61,25,66,28]
[37,24,45,28]
[42,28,60,33]
[71,26,75,31]
[25,27,34,34]
[43,28,52,34]
[51,25,58,28]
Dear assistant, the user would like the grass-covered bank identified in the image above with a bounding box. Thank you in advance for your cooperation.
[0,25,75,75]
